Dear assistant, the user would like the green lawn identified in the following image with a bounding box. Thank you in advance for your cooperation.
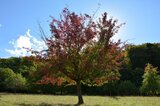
[0,93,160,106]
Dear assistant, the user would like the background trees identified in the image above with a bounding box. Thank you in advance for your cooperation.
[0,44,160,96]
[127,43,160,71]
[0,68,15,91]
[5,73,27,92]
[0,68,27,92]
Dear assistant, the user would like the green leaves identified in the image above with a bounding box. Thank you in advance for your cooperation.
[0,68,27,92]
[5,73,27,92]
[141,63,160,95]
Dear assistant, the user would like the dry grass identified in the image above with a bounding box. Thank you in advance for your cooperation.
[0,93,160,106]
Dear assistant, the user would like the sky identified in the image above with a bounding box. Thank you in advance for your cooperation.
[0,0,160,58]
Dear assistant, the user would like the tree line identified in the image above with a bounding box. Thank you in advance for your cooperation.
[0,43,160,95]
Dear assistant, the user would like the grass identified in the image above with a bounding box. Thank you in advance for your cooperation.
[0,93,160,106]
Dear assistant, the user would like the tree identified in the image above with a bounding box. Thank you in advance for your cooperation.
[0,57,37,75]
[0,68,15,91]
[5,73,27,92]
[0,57,22,73]
[32,8,125,104]
[141,63,160,95]
[127,43,160,70]
[0,68,27,92]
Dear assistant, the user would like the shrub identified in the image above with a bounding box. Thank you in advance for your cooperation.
[131,68,144,87]
[5,73,27,92]
[141,63,160,95]
[118,80,138,95]
[0,68,15,91]
[102,81,119,95]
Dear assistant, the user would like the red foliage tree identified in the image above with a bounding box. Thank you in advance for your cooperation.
[33,8,125,104]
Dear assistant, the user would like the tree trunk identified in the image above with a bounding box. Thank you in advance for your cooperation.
[77,82,84,104]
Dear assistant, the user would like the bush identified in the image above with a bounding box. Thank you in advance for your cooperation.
[5,73,27,92]
[0,68,15,91]
[131,68,144,87]
[102,81,119,95]
[0,68,27,92]
[118,80,138,95]
[141,63,160,95]
[120,68,144,87]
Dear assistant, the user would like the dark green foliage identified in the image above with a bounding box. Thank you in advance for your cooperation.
[118,80,138,95]
[131,68,144,87]
[120,43,160,95]
[120,68,132,81]
[102,81,119,95]
[0,57,21,72]
[127,45,148,68]
[82,80,138,96]
[0,57,37,75]
[127,43,160,70]
[120,67,144,87]
[141,64,160,95]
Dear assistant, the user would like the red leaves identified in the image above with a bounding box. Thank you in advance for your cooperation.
[49,8,97,55]
[32,8,126,87]
[37,75,63,86]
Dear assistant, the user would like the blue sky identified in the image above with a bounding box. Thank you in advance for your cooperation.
[0,0,160,58]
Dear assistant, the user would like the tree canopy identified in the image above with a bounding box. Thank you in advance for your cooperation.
[127,43,160,70]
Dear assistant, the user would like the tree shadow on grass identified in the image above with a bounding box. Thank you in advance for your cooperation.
[17,102,80,106]
[17,103,100,106]
[109,96,119,100]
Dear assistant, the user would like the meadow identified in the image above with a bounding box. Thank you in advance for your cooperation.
[0,93,160,106]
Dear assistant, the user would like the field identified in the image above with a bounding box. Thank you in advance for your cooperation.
[0,93,160,106]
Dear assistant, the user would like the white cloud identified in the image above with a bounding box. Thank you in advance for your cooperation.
[6,29,47,57]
